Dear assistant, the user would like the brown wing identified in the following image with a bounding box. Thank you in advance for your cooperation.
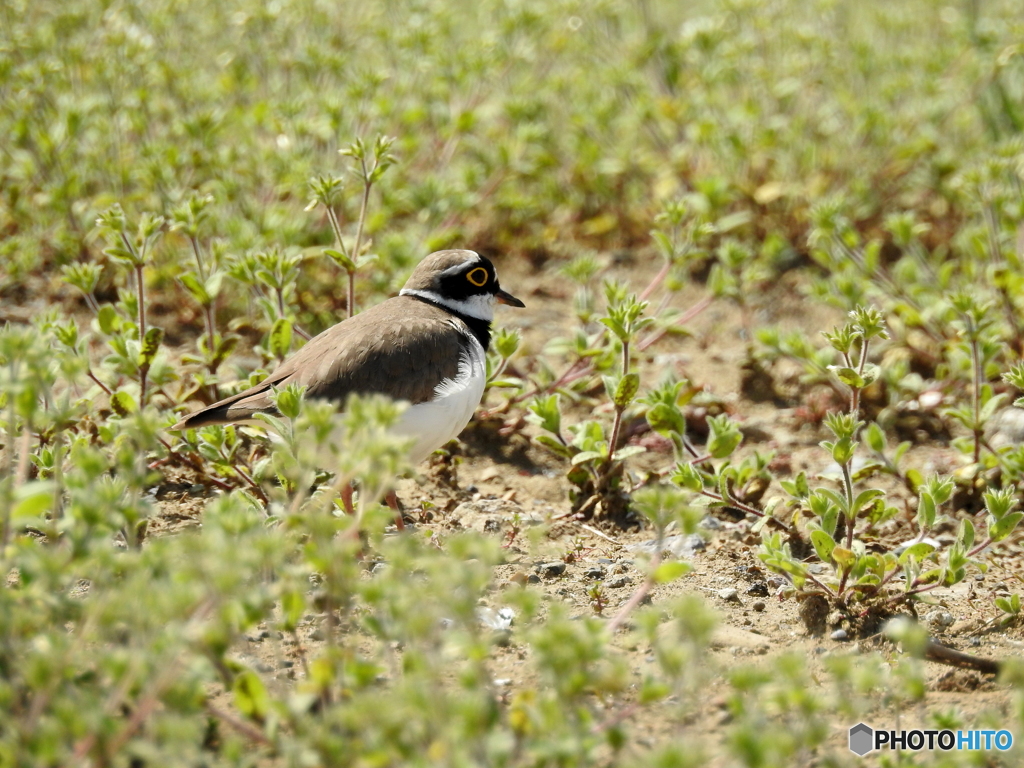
[171,296,466,429]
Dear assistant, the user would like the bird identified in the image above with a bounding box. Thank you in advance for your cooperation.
[171,249,525,521]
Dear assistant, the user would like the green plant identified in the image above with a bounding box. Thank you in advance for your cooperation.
[527,283,651,520]
[308,135,396,318]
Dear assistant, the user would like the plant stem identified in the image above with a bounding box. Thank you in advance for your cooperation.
[969,334,982,464]
[133,261,149,404]
[352,164,371,271]
[235,465,269,505]
[190,236,218,355]
[1,360,15,548]
[324,205,356,318]
[604,341,630,468]
[637,295,713,351]
[638,259,671,302]
[480,358,594,418]
[344,172,373,319]
[698,488,791,532]
[841,463,855,548]
[851,338,869,415]
[346,270,355,319]
[189,235,207,281]
[607,523,664,634]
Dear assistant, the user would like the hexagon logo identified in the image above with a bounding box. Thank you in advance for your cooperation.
[849,723,873,756]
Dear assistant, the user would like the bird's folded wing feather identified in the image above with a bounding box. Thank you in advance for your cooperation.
[172,297,466,429]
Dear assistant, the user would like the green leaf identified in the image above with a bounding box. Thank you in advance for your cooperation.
[180,272,210,305]
[211,335,239,370]
[647,402,685,436]
[917,492,936,531]
[269,318,293,360]
[12,481,55,520]
[138,326,163,368]
[829,366,865,389]
[281,590,306,632]
[852,488,884,515]
[892,441,911,465]
[206,271,225,301]
[571,450,604,466]
[612,445,646,462]
[233,668,270,723]
[810,529,835,563]
[958,518,975,550]
[990,511,1024,542]
[859,363,880,387]
[527,395,562,435]
[783,471,810,499]
[614,372,640,409]
[905,468,924,493]
[324,247,355,272]
[707,414,742,458]
[828,436,857,466]
[944,566,966,586]
[654,561,691,584]
[671,462,704,492]
[533,434,573,458]
[980,392,1008,422]
[831,546,855,568]
[97,304,120,335]
[865,422,885,453]
[898,541,936,564]
[651,230,674,260]
[110,391,137,416]
[272,384,304,420]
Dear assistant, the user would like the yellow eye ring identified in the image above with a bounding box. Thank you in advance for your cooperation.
[466,267,488,287]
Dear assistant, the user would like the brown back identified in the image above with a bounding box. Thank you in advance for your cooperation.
[174,296,467,429]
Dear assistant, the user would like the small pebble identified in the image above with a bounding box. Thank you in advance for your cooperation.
[718,588,740,603]
[536,562,566,578]
[607,576,632,588]
[746,582,769,597]
[831,629,848,641]
[700,515,723,530]
[584,566,606,579]
[752,601,766,612]
[924,610,954,628]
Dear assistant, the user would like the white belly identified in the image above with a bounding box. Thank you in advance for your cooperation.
[392,333,487,465]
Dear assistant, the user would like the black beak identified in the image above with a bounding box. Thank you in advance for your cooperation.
[495,288,525,308]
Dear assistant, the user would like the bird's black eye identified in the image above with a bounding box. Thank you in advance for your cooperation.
[465,266,488,287]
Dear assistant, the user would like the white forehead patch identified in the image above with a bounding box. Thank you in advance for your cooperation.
[439,251,484,278]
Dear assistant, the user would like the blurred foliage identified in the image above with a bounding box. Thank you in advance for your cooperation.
[3,0,1023,296]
